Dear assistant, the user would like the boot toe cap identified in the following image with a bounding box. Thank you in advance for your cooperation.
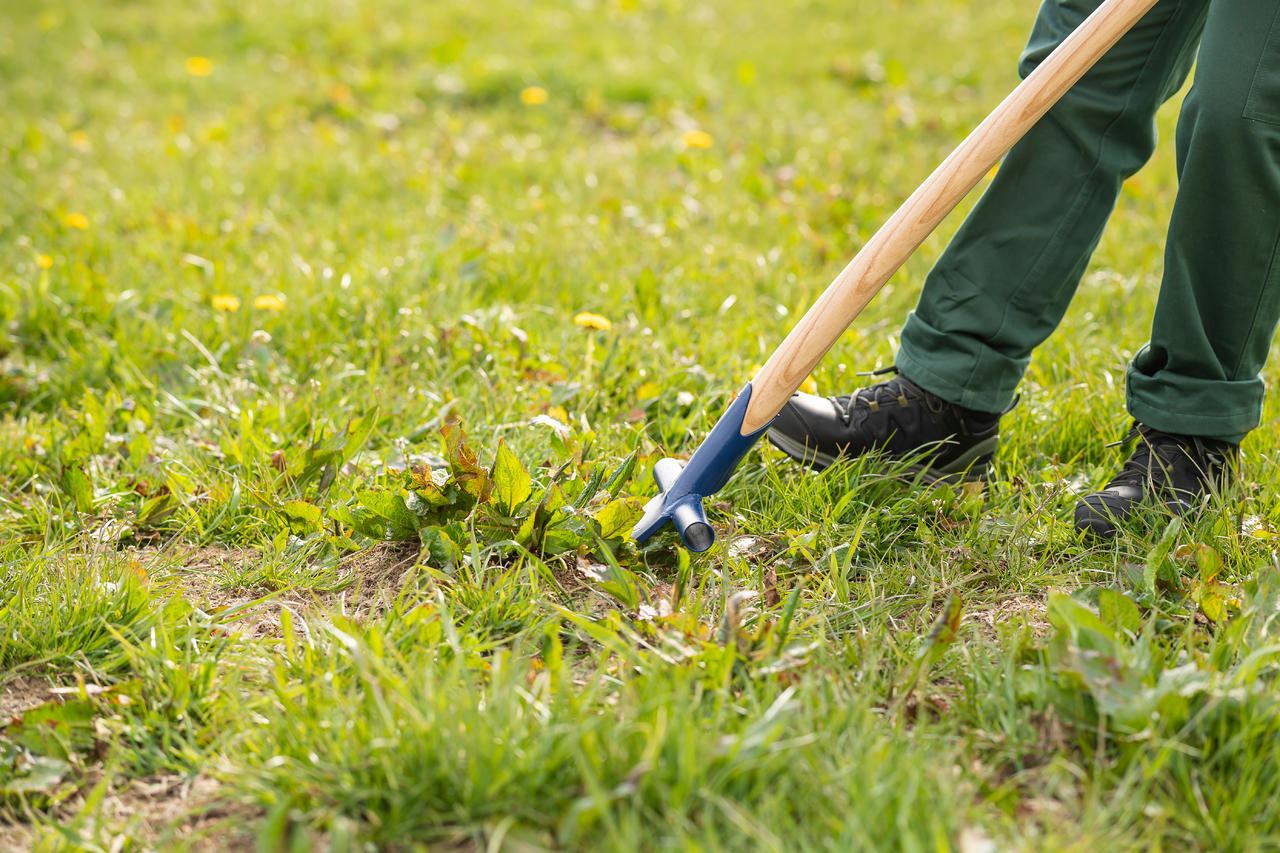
[1074,485,1143,541]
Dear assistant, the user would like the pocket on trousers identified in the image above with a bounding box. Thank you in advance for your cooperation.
[1243,5,1280,125]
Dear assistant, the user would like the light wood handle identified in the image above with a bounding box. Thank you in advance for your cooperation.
[740,0,1159,434]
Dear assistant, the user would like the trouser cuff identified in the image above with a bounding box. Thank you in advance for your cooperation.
[1125,359,1259,445]
[896,310,1025,414]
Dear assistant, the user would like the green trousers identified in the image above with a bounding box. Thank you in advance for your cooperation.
[896,0,1280,444]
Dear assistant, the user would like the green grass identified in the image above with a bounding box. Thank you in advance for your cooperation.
[4,0,1280,849]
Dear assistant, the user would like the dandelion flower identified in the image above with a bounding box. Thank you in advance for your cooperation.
[573,312,611,331]
[63,212,89,230]
[185,56,214,77]
[682,129,713,149]
[211,294,240,312]
[36,254,53,269]
[68,131,91,151]
[520,86,548,106]
[253,294,285,311]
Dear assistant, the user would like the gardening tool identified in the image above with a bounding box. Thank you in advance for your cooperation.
[632,0,1161,552]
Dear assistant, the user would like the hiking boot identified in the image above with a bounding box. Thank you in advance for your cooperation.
[1074,422,1239,541]
[765,367,1006,482]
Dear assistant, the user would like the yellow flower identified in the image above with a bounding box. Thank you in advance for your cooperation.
[682,129,713,149]
[573,312,611,331]
[211,294,240,312]
[520,86,548,106]
[68,131,91,151]
[253,294,285,311]
[36,254,53,269]
[185,56,214,77]
[63,212,89,230]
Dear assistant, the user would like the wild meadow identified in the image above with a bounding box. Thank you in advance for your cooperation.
[4,0,1280,849]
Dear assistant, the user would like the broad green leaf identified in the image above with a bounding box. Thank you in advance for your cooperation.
[0,750,71,797]
[354,490,420,531]
[1194,543,1224,584]
[331,504,415,541]
[341,412,379,463]
[592,497,644,540]
[5,698,97,761]
[58,461,93,514]
[1047,591,1117,646]
[1144,517,1182,593]
[543,514,591,557]
[1098,588,1142,635]
[442,421,483,477]
[1198,581,1226,623]
[491,440,533,515]
[410,465,460,509]
[419,526,463,571]
[282,500,322,532]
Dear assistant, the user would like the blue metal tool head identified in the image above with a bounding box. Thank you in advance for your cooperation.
[631,382,773,552]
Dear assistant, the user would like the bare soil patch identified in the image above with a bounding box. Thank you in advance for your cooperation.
[966,594,1049,642]
[127,541,421,639]
[103,774,259,852]
[0,676,52,723]
[0,775,259,852]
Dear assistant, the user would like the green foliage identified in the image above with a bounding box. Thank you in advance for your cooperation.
[5,0,1280,847]
[331,421,644,576]
[236,610,962,851]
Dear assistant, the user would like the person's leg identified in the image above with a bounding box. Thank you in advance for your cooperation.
[767,0,1209,479]
[1075,0,1280,539]
[1126,0,1280,444]
[896,0,1209,414]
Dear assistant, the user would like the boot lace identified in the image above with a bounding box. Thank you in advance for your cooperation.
[1107,422,1233,497]
[831,366,942,425]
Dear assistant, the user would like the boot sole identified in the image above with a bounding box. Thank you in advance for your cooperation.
[766,429,998,483]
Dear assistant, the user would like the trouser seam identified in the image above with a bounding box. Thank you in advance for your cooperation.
[1224,222,1280,379]
[1241,3,1280,122]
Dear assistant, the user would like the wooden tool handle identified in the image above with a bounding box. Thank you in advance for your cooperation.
[740,0,1159,434]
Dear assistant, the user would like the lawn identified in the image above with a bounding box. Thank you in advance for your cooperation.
[4,0,1280,849]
